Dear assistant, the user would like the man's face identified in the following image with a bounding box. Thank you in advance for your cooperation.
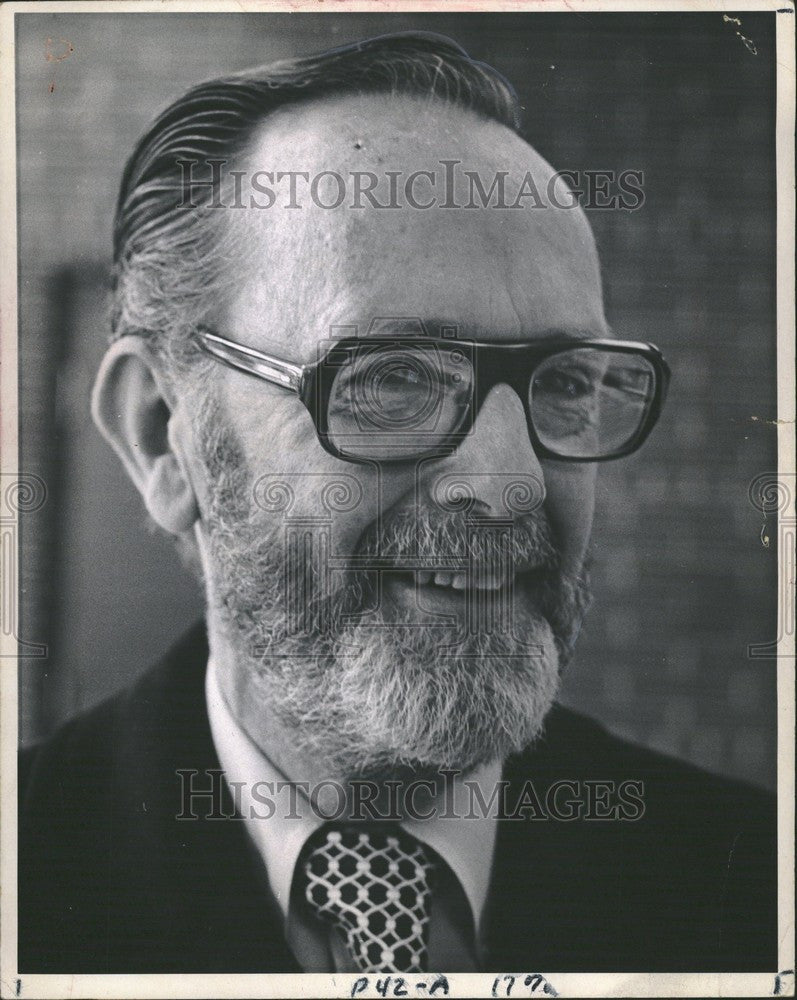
[193,94,607,780]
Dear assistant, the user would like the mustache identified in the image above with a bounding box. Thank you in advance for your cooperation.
[352,504,560,577]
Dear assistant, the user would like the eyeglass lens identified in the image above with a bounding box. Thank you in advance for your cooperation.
[530,348,656,459]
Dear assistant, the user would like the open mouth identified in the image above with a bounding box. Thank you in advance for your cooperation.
[382,566,547,597]
[367,565,553,625]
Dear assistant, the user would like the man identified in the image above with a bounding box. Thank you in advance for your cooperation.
[19,32,775,974]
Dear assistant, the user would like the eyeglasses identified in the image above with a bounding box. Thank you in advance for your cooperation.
[197,328,670,464]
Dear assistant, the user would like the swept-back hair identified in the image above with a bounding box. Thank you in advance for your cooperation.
[111,31,521,375]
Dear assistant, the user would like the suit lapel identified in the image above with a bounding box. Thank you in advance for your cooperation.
[111,622,301,971]
[481,707,629,971]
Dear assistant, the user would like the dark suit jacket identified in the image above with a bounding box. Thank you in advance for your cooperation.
[19,623,776,973]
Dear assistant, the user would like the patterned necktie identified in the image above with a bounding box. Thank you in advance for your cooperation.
[302,825,434,973]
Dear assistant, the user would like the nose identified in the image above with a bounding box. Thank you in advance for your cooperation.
[429,382,546,517]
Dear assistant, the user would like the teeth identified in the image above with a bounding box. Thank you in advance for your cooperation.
[415,569,513,590]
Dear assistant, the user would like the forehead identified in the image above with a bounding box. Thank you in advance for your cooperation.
[215,93,607,358]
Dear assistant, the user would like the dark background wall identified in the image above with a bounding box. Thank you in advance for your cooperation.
[16,11,778,789]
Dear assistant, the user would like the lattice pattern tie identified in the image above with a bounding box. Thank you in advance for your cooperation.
[303,825,434,973]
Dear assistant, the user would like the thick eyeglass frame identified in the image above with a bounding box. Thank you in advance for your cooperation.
[196,327,670,464]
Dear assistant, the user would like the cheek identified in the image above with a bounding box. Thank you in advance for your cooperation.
[222,377,429,558]
[540,462,596,570]
[227,382,383,556]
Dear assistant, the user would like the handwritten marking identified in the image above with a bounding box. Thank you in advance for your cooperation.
[491,973,558,997]
[350,975,449,997]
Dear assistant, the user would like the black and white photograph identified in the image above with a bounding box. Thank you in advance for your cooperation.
[1,3,794,997]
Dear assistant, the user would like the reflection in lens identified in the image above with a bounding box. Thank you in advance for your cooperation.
[328,343,474,460]
[530,348,655,458]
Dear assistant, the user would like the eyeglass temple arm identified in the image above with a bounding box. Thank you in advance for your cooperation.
[197,330,304,393]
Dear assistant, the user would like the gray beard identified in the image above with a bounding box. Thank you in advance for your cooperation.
[197,399,592,780]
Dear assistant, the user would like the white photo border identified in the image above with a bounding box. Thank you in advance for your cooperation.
[1,3,793,997]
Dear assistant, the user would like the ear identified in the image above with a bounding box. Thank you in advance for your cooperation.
[91,336,200,534]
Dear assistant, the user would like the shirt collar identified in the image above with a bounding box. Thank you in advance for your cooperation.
[205,656,499,934]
